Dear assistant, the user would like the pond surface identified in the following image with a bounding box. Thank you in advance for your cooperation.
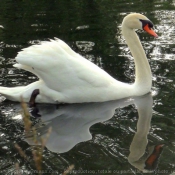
[0,0,175,174]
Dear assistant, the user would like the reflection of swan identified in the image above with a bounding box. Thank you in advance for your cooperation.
[0,13,157,104]
[128,93,163,172]
[26,97,136,153]
[24,93,163,172]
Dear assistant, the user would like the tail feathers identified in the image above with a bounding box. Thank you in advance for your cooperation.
[0,86,27,102]
[0,81,61,104]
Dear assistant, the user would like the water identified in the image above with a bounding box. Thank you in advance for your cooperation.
[0,0,175,174]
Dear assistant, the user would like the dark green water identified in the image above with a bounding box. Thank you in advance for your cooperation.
[0,0,175,174]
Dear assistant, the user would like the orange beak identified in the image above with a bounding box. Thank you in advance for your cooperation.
[143,24,158,38]
[145,144,164,170]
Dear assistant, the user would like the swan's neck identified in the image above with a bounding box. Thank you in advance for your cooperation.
[122,26,152,94]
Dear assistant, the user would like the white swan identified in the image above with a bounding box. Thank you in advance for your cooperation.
[0,13,158,104]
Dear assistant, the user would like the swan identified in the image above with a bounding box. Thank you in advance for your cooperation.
[0,13,158,104]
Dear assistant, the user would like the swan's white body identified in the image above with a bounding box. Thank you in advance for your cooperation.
[0,13,155,104]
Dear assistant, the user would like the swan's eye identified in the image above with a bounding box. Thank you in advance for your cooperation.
[139,19,158,37]
[148,22,153,29]
[139,19,154,29]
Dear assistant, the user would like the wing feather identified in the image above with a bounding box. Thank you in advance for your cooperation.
[15,39,116,91]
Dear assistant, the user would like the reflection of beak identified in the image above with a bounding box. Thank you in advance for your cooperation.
[143,24,158,38]
[145,144,164,170]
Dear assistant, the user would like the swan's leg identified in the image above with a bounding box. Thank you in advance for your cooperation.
[29,89,40,107]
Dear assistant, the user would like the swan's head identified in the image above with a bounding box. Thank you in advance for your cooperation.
[122,13,158,37]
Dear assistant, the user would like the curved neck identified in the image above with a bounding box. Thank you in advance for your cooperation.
[122,26,152,93]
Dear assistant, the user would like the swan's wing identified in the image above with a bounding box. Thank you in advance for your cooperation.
[15,38,116,92]
[15,38,82,70]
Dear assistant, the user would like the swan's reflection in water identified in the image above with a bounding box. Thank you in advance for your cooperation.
[25,93,163,172]
[127,94,163,172]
